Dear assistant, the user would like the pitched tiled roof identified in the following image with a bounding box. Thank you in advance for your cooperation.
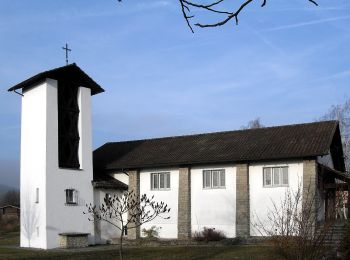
[93,121,340,175]
[8,63,104,95]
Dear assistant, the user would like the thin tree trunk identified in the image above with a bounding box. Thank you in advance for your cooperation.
[119,229,123,260]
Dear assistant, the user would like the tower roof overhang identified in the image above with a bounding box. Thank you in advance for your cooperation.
[7,63,104,95]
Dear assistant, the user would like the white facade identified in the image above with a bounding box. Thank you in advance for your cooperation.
[20,80,49,248]
[191,165,236,238]
[20,79,95,249]
[249,161,303,236]
[139,168,179,238]
[114,161,319,239]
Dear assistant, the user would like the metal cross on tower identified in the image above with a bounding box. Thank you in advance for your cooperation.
[62,43,71,65]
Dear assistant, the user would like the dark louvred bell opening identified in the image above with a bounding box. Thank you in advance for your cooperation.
[58,80,80,169]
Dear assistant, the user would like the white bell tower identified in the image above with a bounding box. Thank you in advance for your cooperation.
[8,64,104,249]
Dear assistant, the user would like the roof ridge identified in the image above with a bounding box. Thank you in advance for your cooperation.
[102,120,339,145]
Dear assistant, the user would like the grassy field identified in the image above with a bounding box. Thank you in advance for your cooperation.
[0,231,280,260]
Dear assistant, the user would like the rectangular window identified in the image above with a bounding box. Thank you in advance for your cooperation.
[263,167,288,187]
[65,189,77,205]
[35,188,39,203]
[151,172,170,190]
[203,169,225,189]
[105,193,112,206]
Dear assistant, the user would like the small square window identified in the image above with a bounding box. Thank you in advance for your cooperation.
[65,189,77,205]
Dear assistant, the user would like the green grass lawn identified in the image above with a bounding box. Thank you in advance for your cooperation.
[0,231,280,260]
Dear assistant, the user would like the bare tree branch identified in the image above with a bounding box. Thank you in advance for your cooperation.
[178,0,318,32]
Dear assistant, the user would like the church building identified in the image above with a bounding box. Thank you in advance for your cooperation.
[8,64,350,249]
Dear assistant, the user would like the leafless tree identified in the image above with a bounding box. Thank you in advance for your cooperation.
[241,117,264,129]
[252,183,334,259]
[85,190,170,260]
[320,99,350,172]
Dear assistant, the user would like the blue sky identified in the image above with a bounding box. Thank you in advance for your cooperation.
[0,0,349,188]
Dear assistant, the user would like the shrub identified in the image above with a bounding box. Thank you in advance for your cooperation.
[142,226,161,238]
[0,216,19,233]
[193,227,226,242]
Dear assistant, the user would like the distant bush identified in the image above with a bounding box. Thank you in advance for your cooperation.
[0,216,19,233]
[193,227,226,242]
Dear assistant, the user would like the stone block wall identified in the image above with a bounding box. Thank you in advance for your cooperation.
[127,170,140,239]
[303,159,317,230]
[236,164,249,237]
[178,167,191,239]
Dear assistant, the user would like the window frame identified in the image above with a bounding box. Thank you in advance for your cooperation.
[203,169,226,189]
[263,166,289,188]
[150,172,171,190]
[65,189,78,205]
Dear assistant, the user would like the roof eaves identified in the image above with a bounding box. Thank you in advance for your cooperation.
[104,154,322,171]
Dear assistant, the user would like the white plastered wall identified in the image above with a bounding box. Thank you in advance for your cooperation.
[20,79,95,249]
[249,161,303,236]
[139,168,179,238]
[46,81,95,249]
[191,165,236,238]
[20,81,48,248]
[93,189,123,244]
